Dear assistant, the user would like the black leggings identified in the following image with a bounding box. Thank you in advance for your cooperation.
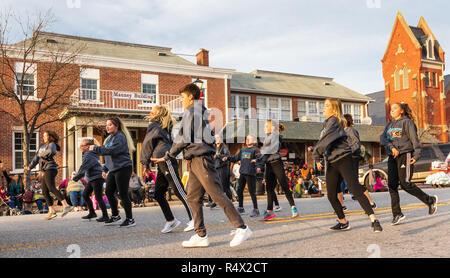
[41,169,65,206]
[326,155,374,219]
[265,159,295,211]
[237,174,258,209]
[388,153,433,216]
[155,159,192,222]
[336,156,366,194]
[83,178,108,217]
[105,165,133,219]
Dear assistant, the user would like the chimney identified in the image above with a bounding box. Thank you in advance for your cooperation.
[196,48,209,67]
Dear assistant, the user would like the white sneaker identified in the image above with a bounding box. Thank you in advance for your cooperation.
[184,220,194,232]
[161,218,181,233]
[182,234,209,248]
[230,226,252,247]
[274,205,282,212]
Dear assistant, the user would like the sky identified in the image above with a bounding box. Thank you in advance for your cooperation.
[1,0,449,95]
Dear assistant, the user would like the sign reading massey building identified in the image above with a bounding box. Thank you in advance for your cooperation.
[112,91,156,102]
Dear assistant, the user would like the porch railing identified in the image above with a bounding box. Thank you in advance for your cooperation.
[70,88,184,114]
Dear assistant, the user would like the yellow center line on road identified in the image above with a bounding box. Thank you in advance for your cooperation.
[266,203,449,224]
[0,202,449,253]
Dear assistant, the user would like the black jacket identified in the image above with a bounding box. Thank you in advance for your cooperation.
[164,101,216,161]
[29,142,60,171]
[230,146,260,176]
[93,131,132,173]
[73,151,103,182]
[345,127,362,158]
[215,144,231,169]
[380,116,422,161]
[313,116,351,163]
[140,122,172,168]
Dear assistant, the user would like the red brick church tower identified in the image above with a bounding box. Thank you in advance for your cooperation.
[382,11,448,143]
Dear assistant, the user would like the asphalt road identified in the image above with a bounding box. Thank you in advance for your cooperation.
[1,188,449,258]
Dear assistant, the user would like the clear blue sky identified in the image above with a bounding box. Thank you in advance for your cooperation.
[2,0,449,94]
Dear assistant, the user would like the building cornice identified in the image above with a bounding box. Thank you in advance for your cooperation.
[5,46,234,80]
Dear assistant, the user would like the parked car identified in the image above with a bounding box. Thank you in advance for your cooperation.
[359,143,450,191]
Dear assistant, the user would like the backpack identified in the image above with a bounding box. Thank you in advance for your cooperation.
[23,189,34,203]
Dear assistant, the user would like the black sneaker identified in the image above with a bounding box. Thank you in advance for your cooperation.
[105,215,121,225]
[371,202,377,209]
[391,214,405,225]
[82,213,97,220]
[96,216,110,222]
[237,207,246,214]
[428,195,438,216]
[120,218,136,228]
[342,206,348,211]
[351,196,356,200]
[372,220,383,233]
[210,203,217,210]
[329,221,350,231]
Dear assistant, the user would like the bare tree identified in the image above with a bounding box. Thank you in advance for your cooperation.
[0,9,86,187]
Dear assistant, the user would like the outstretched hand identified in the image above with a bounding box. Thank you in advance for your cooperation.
[151,157,165,163]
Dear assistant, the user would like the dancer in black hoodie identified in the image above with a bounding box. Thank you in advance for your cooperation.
[24,131,73,220]
[337,114,376,210]
[152,83,251,248]
[257,120,298,221]
[73,138,109,222]
[313,99,382,232]
[214,134,233,200]
[380,102,438,225]
[140,105,193,234]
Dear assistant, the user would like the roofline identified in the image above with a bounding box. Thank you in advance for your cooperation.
[4,45,235,79]
[35,31,173,52]
[382,11,422,62]
[230,87,374,103]
[417,17,445,57]
[250,69,334,81]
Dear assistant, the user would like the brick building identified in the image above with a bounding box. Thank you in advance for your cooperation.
[0,32,233,180]
[224,70,387,166]
[382,12,448,143]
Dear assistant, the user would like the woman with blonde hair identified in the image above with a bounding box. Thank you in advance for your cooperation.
[257,120,298,221]
[313,98,382,232]
[140,105,194,233]
[89,117,135,227]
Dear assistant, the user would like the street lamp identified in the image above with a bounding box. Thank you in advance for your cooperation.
[193,78,204,90]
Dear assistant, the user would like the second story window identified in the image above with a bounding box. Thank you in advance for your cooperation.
[81,78,98,100]
[433,72,438,88]
[425,72,431,87]
[142,74,158,105]
[142,83,157,104]
[298,100,306,117]
[80,68,100,101]
[15,62,37,98]
[342,103,363,124]
[297,99,323,122]
[256,96,292,121]
[230,94,250,120]
[16,73,35,97]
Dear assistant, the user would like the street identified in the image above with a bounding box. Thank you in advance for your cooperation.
[1,188,449,258]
